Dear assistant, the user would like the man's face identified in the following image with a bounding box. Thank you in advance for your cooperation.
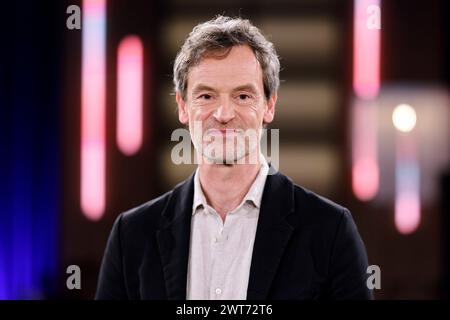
[176,45,277,164]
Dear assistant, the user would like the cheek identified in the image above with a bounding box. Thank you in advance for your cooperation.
[189,105,212,122]
[241,104,265,125]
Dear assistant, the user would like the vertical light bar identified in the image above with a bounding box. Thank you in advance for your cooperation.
[393,104,420,234]
[353,0,381,100]
[117,35,143,155]
[395,156,420,234]
[351,0,381,201]
[352,99,379,201]
[81,0,106,220]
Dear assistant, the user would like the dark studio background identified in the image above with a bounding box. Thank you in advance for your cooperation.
[0,0,449,299]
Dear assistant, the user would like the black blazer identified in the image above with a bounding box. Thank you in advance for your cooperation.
[96,169,373,300]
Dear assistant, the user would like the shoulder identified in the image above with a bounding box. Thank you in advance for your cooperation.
[112,174,193,233]
[274,171,352,228]
[277,173,366,260]
[119,191,172,228]
[296,184,349,216]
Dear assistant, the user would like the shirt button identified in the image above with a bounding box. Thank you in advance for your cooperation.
[215,288,222,295]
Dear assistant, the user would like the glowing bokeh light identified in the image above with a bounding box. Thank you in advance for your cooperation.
[395,159,421,234]
[353,0,381,100]
[351,100,379,201]
[117,35,144,156]
[81,0,107,221]
[392,104,417,133]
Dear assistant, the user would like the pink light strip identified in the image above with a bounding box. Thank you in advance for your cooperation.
[395,133,421,234]
[351,99,379,201]
[353,0,381,100]
[117,35,144,155]
[81,0,106,221]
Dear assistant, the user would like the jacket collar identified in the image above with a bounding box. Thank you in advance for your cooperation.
[156,165,295,300]
[192,155,270,215]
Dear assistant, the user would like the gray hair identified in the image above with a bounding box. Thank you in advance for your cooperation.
[173,15,280,100]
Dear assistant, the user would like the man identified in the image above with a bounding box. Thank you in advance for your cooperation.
[96,15,372,300]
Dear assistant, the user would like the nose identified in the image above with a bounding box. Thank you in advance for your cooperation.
[213,98,235,123]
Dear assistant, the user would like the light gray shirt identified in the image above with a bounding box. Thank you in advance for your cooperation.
[186,156,269,300]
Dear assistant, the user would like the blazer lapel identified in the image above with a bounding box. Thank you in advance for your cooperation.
[156,173,195,300]
[246,170,295,300]
[155,167,296,300]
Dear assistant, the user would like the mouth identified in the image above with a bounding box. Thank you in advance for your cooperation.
[207,128,239,136]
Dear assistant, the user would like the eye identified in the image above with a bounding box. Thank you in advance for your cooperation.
[238,94,251,100]
[199,94,212,100]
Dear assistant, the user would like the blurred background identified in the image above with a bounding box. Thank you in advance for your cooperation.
[0,0,449,299]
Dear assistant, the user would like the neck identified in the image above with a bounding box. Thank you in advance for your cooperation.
[197,150,263,221]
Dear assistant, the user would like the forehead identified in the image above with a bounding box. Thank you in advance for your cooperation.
[187,45,264,91]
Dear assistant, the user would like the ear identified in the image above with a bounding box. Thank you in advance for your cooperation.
[263,93,277,124]
[176,91,189,124]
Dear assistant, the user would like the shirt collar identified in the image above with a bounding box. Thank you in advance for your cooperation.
[192,153,269,215]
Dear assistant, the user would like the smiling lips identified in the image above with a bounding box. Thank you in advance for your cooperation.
[207,128,239,136]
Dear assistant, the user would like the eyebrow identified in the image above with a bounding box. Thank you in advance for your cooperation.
[232,84,259,94]
[191,83,259,96]
[191,84,216,96]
